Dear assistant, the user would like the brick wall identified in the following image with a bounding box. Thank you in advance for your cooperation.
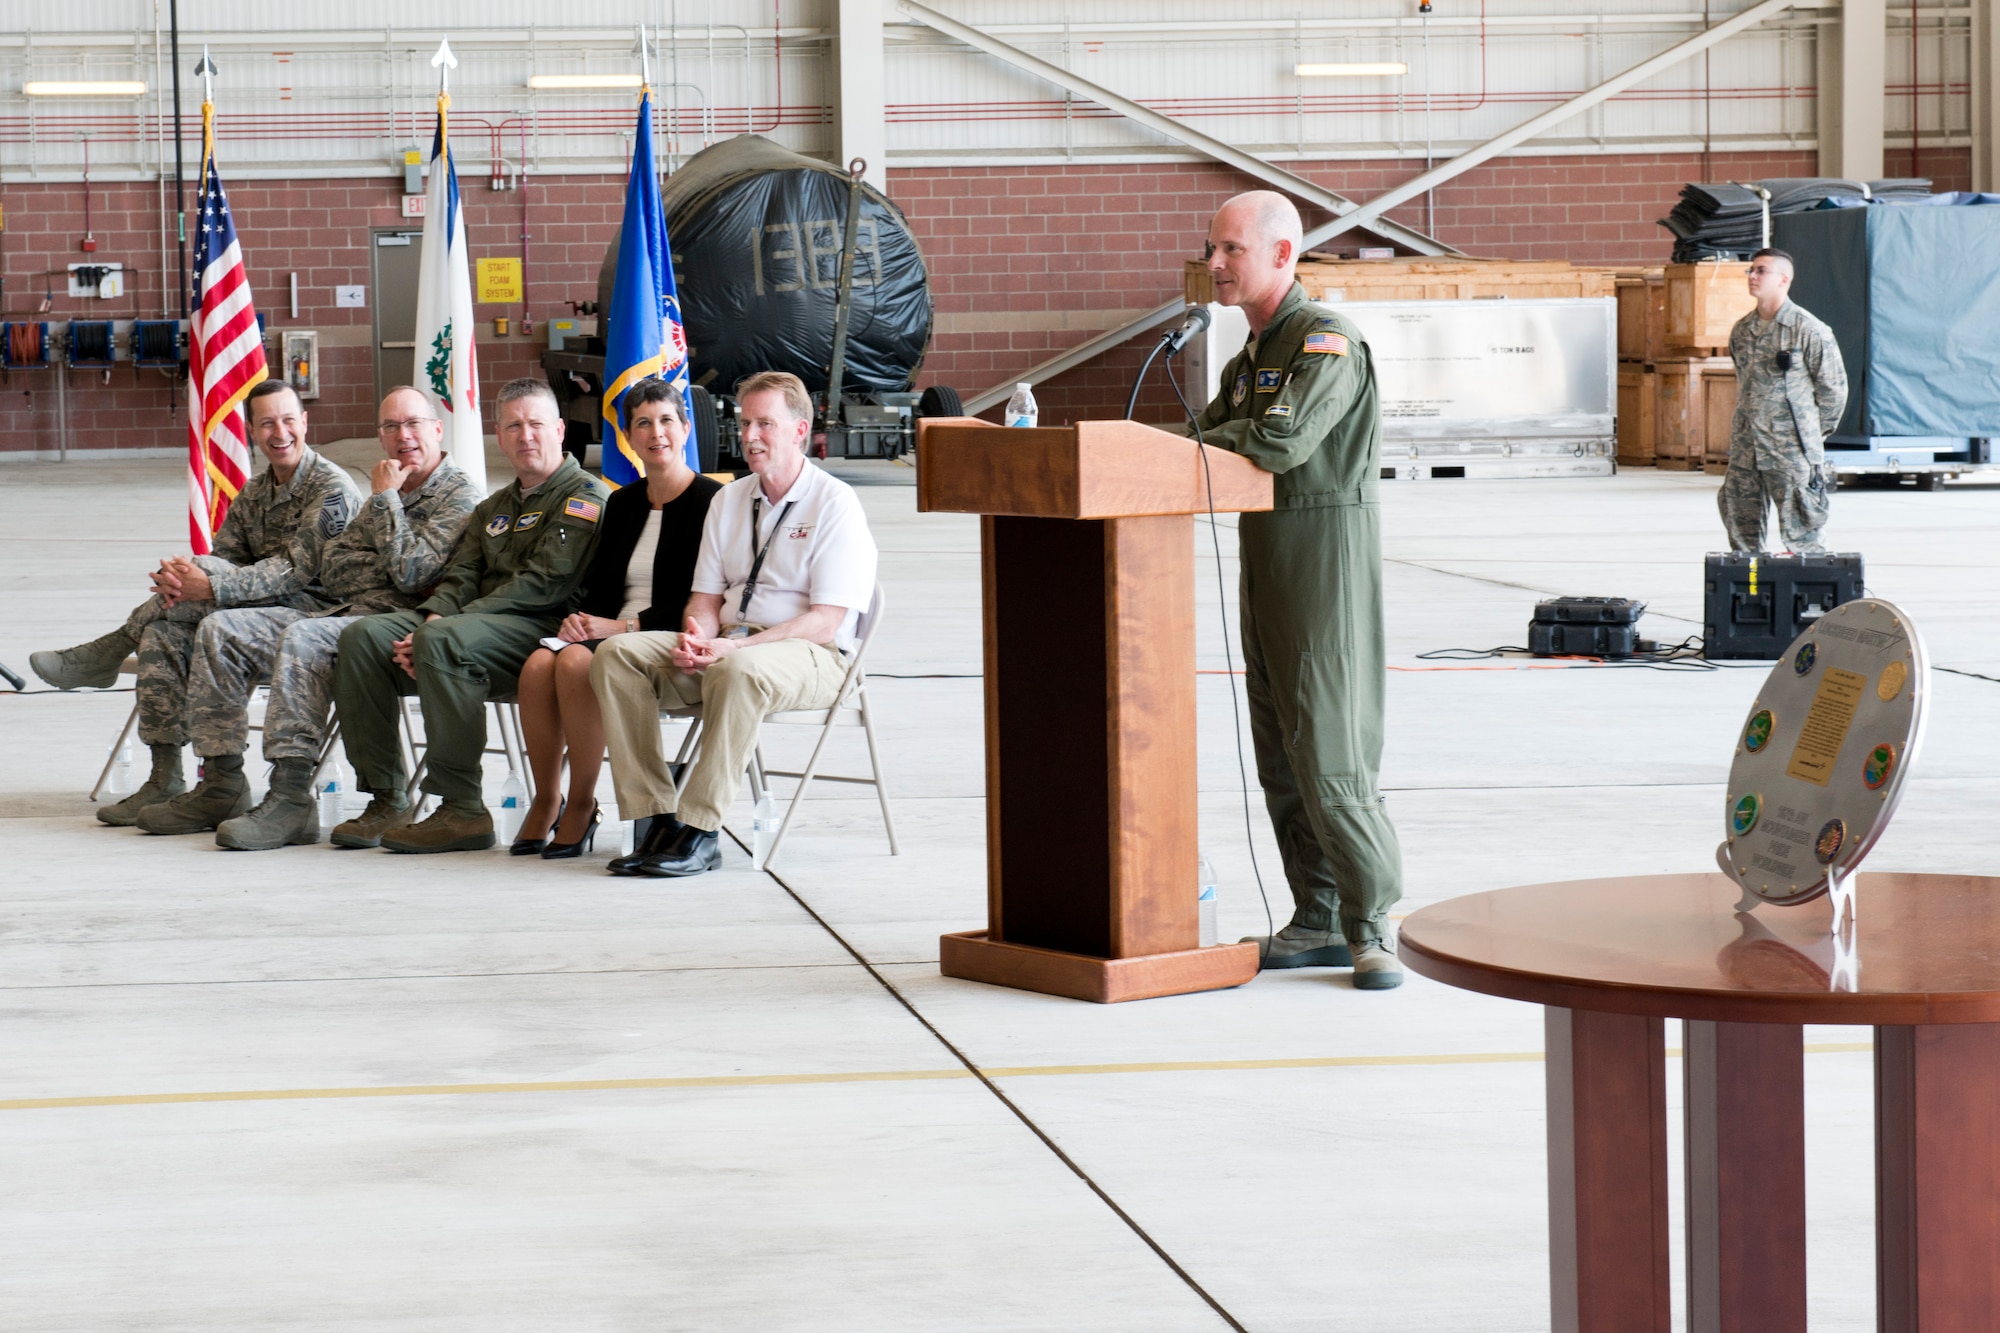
[0,175,625,455]
[3,143,1967,454]
[896,149,1823,425]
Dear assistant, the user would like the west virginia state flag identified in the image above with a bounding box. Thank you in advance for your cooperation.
[600,91,697,485]
[413,95,486,494]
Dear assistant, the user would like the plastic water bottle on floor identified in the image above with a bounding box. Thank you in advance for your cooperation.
[751,792,777,867]
[1005,382,1038,428]
[494,773,527,845]
[104,738,137,797]
[1197,854,1219,948]
[318,763,347,827]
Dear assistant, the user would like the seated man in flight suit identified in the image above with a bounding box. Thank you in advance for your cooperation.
[332,377,610,853]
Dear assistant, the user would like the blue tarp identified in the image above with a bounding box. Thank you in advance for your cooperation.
[1816,192,2000,208]
[1776,206,2000,437]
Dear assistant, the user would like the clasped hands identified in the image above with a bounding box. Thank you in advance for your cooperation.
[391,613,443,678]
[149,556,213,608]
[670,617,737,673]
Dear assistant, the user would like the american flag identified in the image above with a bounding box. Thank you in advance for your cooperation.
[185,121,268,554]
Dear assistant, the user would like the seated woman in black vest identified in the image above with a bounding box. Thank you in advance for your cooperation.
[512,379,722,857]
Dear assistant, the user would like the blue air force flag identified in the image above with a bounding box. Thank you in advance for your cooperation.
[600,91,698,486]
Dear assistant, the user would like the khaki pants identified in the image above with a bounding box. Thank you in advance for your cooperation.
[591,633,847,831]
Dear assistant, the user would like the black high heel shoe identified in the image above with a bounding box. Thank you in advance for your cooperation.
[541,801,602,859]
[509,797,565,856]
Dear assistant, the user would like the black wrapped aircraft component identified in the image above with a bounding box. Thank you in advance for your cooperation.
[598,135,932,398]
[1528,597,1646,657]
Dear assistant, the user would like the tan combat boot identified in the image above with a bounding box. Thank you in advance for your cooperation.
[31,627,138,691]
[97,743,188,826]
[380,801,495,854]
[1350,937,1404,991]
[330,794,415,849]
[216,758,320,851]
[137,753,252,835]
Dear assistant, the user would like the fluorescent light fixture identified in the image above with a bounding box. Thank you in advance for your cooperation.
[1294,62,1408,77]
[24,80,149,97]
[526,73,643,90]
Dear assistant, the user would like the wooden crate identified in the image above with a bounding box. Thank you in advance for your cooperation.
[1616,365,1657,466]
[1665,262,1755,353]
[1615,272,1667,362]
[1702,366,1739,474]
[1184,257,1617,306]
[1653,356,1735,470]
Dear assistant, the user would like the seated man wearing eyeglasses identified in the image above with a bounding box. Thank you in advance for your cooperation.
[179,386,481,850]
[592,371,878,878]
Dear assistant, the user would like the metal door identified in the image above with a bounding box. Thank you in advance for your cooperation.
[371,230,424,406]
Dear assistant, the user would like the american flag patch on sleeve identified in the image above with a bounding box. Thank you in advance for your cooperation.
[1303,331,1350,356]
[562,497,602,523]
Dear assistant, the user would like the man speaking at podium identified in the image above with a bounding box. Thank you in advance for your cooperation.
[1192,191,1404,990]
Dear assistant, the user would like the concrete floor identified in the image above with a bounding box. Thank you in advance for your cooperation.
[4,450,1998,1331]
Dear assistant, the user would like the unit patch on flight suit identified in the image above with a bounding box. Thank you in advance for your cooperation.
[1231,371,1249,406]
[514,511,542,532]
[1265,403,1293,418]
[485,514,514,537]
[1256,369,1284,392]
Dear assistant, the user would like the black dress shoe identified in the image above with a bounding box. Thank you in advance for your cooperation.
[634,824,722,878]
[607,812,683,876]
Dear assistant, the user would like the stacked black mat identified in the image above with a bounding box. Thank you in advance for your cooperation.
[1658,178,1932,262]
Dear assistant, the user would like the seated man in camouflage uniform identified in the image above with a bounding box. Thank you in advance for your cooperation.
[166,387,479,850]
[332,377,610,854]
[29,379,361,827]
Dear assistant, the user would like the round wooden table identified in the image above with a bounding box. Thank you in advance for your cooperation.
[1400,872,2000,1333]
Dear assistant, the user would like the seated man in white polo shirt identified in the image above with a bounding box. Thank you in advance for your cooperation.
[592,370,879,878]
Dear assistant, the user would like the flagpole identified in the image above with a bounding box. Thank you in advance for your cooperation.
[169,0,186,335]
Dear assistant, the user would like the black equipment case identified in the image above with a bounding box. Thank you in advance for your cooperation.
[1703,553,1865,659]
[1528,596,1646,657]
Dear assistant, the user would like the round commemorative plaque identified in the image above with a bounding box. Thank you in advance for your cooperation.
[1717,598,1929,917]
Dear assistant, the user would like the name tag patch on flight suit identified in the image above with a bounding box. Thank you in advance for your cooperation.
[1230,372,1249,406]
[1265,403,1293,418]
[1303,331,1349,355]
[513,511,542,532]
[563,497,602,523]
[1255,369,1283,392]
[485,514,514,537]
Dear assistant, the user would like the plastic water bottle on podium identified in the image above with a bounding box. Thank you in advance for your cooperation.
[1197,854,1219,947]
[494,772,527,844]
[1005,382,1038,428]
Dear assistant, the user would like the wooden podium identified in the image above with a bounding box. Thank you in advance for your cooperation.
[917,417,1274,1003]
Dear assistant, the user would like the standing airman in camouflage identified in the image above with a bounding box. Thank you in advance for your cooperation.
[29,380,361,827]
[1196,191,1405,991]
[1720,247,1849,554]
[166,387,480,850]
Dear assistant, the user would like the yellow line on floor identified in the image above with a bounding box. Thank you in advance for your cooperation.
[0,1042,1876,1112]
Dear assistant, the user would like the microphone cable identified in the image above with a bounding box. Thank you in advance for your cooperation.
[1164,351,1277,966]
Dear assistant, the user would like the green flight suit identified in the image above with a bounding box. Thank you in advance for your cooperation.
[335,456,611,806]
[1195,282,1403,945]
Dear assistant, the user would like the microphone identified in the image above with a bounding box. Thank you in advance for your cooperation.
[1161,305,1212,355]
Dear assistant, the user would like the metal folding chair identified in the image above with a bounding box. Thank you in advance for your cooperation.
[654,583,897,869]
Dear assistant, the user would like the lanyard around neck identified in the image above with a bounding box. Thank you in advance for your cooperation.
[741,496,797,617]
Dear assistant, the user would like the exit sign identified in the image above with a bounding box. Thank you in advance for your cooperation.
[400,194,427,218]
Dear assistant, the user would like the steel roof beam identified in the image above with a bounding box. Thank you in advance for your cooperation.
[1304,0,1803,250]
[894,0,1458,258]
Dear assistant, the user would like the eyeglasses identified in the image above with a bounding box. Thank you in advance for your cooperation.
[377,418,437,435]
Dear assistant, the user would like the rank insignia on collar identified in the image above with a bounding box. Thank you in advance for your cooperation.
[514,511,542,531]
[1256,369,1283,392]
[1231,371,1248,406]
[485,514,514,536]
